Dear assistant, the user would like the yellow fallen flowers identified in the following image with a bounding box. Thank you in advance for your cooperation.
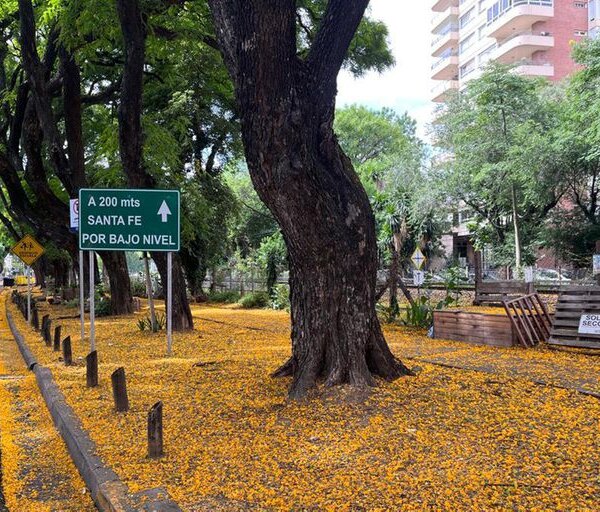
[6,294,600,511]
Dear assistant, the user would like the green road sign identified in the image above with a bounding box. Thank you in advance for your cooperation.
[79,189,180,251]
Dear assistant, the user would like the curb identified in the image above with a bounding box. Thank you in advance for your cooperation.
[6,300,181,512]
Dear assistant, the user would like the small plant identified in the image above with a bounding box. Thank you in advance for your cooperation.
[270,284,290,311]
[239,291,270,309]
[137,313,166,332]
[439,265,463,307]
[402,296,433,328]
[376,303,400,324]
[207,290,241,303]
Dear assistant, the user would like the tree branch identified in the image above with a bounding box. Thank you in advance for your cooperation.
[18,0,74,193]
[305,0,369,98]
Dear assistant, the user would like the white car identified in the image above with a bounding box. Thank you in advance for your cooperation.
[535,269,571,282]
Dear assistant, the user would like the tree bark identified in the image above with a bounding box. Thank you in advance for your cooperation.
[97,251,133,315]
[115,0,193,330]
[208,0,412,398]
[511,182,522,272]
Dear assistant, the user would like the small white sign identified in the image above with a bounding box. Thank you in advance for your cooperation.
[411,247,426,269]
[414,270,425,286]
[578,314,600,335]
[70,199,79,230]
[593,254,600,275]
[524,266,534,283]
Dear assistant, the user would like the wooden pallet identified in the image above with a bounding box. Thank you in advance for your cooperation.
[474,280,534,307]
[502,293,552,348]
[548,286,600,349]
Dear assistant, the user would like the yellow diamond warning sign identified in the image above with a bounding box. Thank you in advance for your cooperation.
[11,234,45,266]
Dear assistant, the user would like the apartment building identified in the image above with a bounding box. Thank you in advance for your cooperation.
[431,0,591,102]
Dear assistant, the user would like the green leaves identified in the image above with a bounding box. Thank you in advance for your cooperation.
[335,105,443,265]
[433,63,562,267]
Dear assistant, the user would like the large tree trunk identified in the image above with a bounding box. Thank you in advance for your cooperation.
[209,0,412,399]
[267,127,412,398]
[97,251,133,315]
[115,0,193,330]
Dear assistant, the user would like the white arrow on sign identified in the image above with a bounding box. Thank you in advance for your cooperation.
[157,200,172,223]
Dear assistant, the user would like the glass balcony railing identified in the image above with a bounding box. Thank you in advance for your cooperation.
[487,0,553,26]
[432,24,459,46]
[432,50,459,70]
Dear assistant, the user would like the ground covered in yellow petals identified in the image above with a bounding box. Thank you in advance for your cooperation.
[0,294,94,512]
[7,293,600,511]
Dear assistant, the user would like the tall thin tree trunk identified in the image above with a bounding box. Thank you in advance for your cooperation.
[389,243,399,315]
[511,182,521,272]
[115,0,193,330]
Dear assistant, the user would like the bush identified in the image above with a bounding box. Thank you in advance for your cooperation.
[239,291,270,309]
[269,284,290,311]
[94,296,111,317]
[207,290,241,303]
[137,312,166,332]
[130,278,147,297]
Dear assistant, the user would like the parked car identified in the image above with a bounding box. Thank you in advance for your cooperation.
[535,269,571,282]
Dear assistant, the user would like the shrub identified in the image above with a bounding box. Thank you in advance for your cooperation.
[269,284,290,311]
[207,290,241,303]
[130,278,147,297]
[137,312,166,332]
[401,296,434,328]
[94,296,111,317]
[239,291,270,309]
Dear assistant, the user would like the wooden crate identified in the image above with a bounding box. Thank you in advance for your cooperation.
[548,286,600,349]
[433,310,516,347]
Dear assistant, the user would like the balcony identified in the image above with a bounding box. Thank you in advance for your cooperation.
[487,0,553,40]
[432,0,459,12]
[431,51,459,80]
[494,32,554,63]
[514,60,554,77]
[432,24,459,56]
[432,6,459,33]
[431,80,459,102]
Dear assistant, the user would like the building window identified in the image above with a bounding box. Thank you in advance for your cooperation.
[574,2,587,7]
[590,0,598,20]
[460,33,476,53]
[478,24,487,40]
[460,58,476,78]
[574,29,588,36]
[460,8,475,29]
[478,43,497,65]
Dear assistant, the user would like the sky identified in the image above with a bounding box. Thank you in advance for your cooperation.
[337,1,432,139]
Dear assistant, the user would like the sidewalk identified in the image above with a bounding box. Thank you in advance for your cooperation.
[0,296,95,512]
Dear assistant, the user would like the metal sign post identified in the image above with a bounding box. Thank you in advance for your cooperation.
[143,253,157,330]
[89,251,95,352]
[11,234,45,325]
[26,266,31,325]
[79,250,85,342]
[167,252,173,355]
